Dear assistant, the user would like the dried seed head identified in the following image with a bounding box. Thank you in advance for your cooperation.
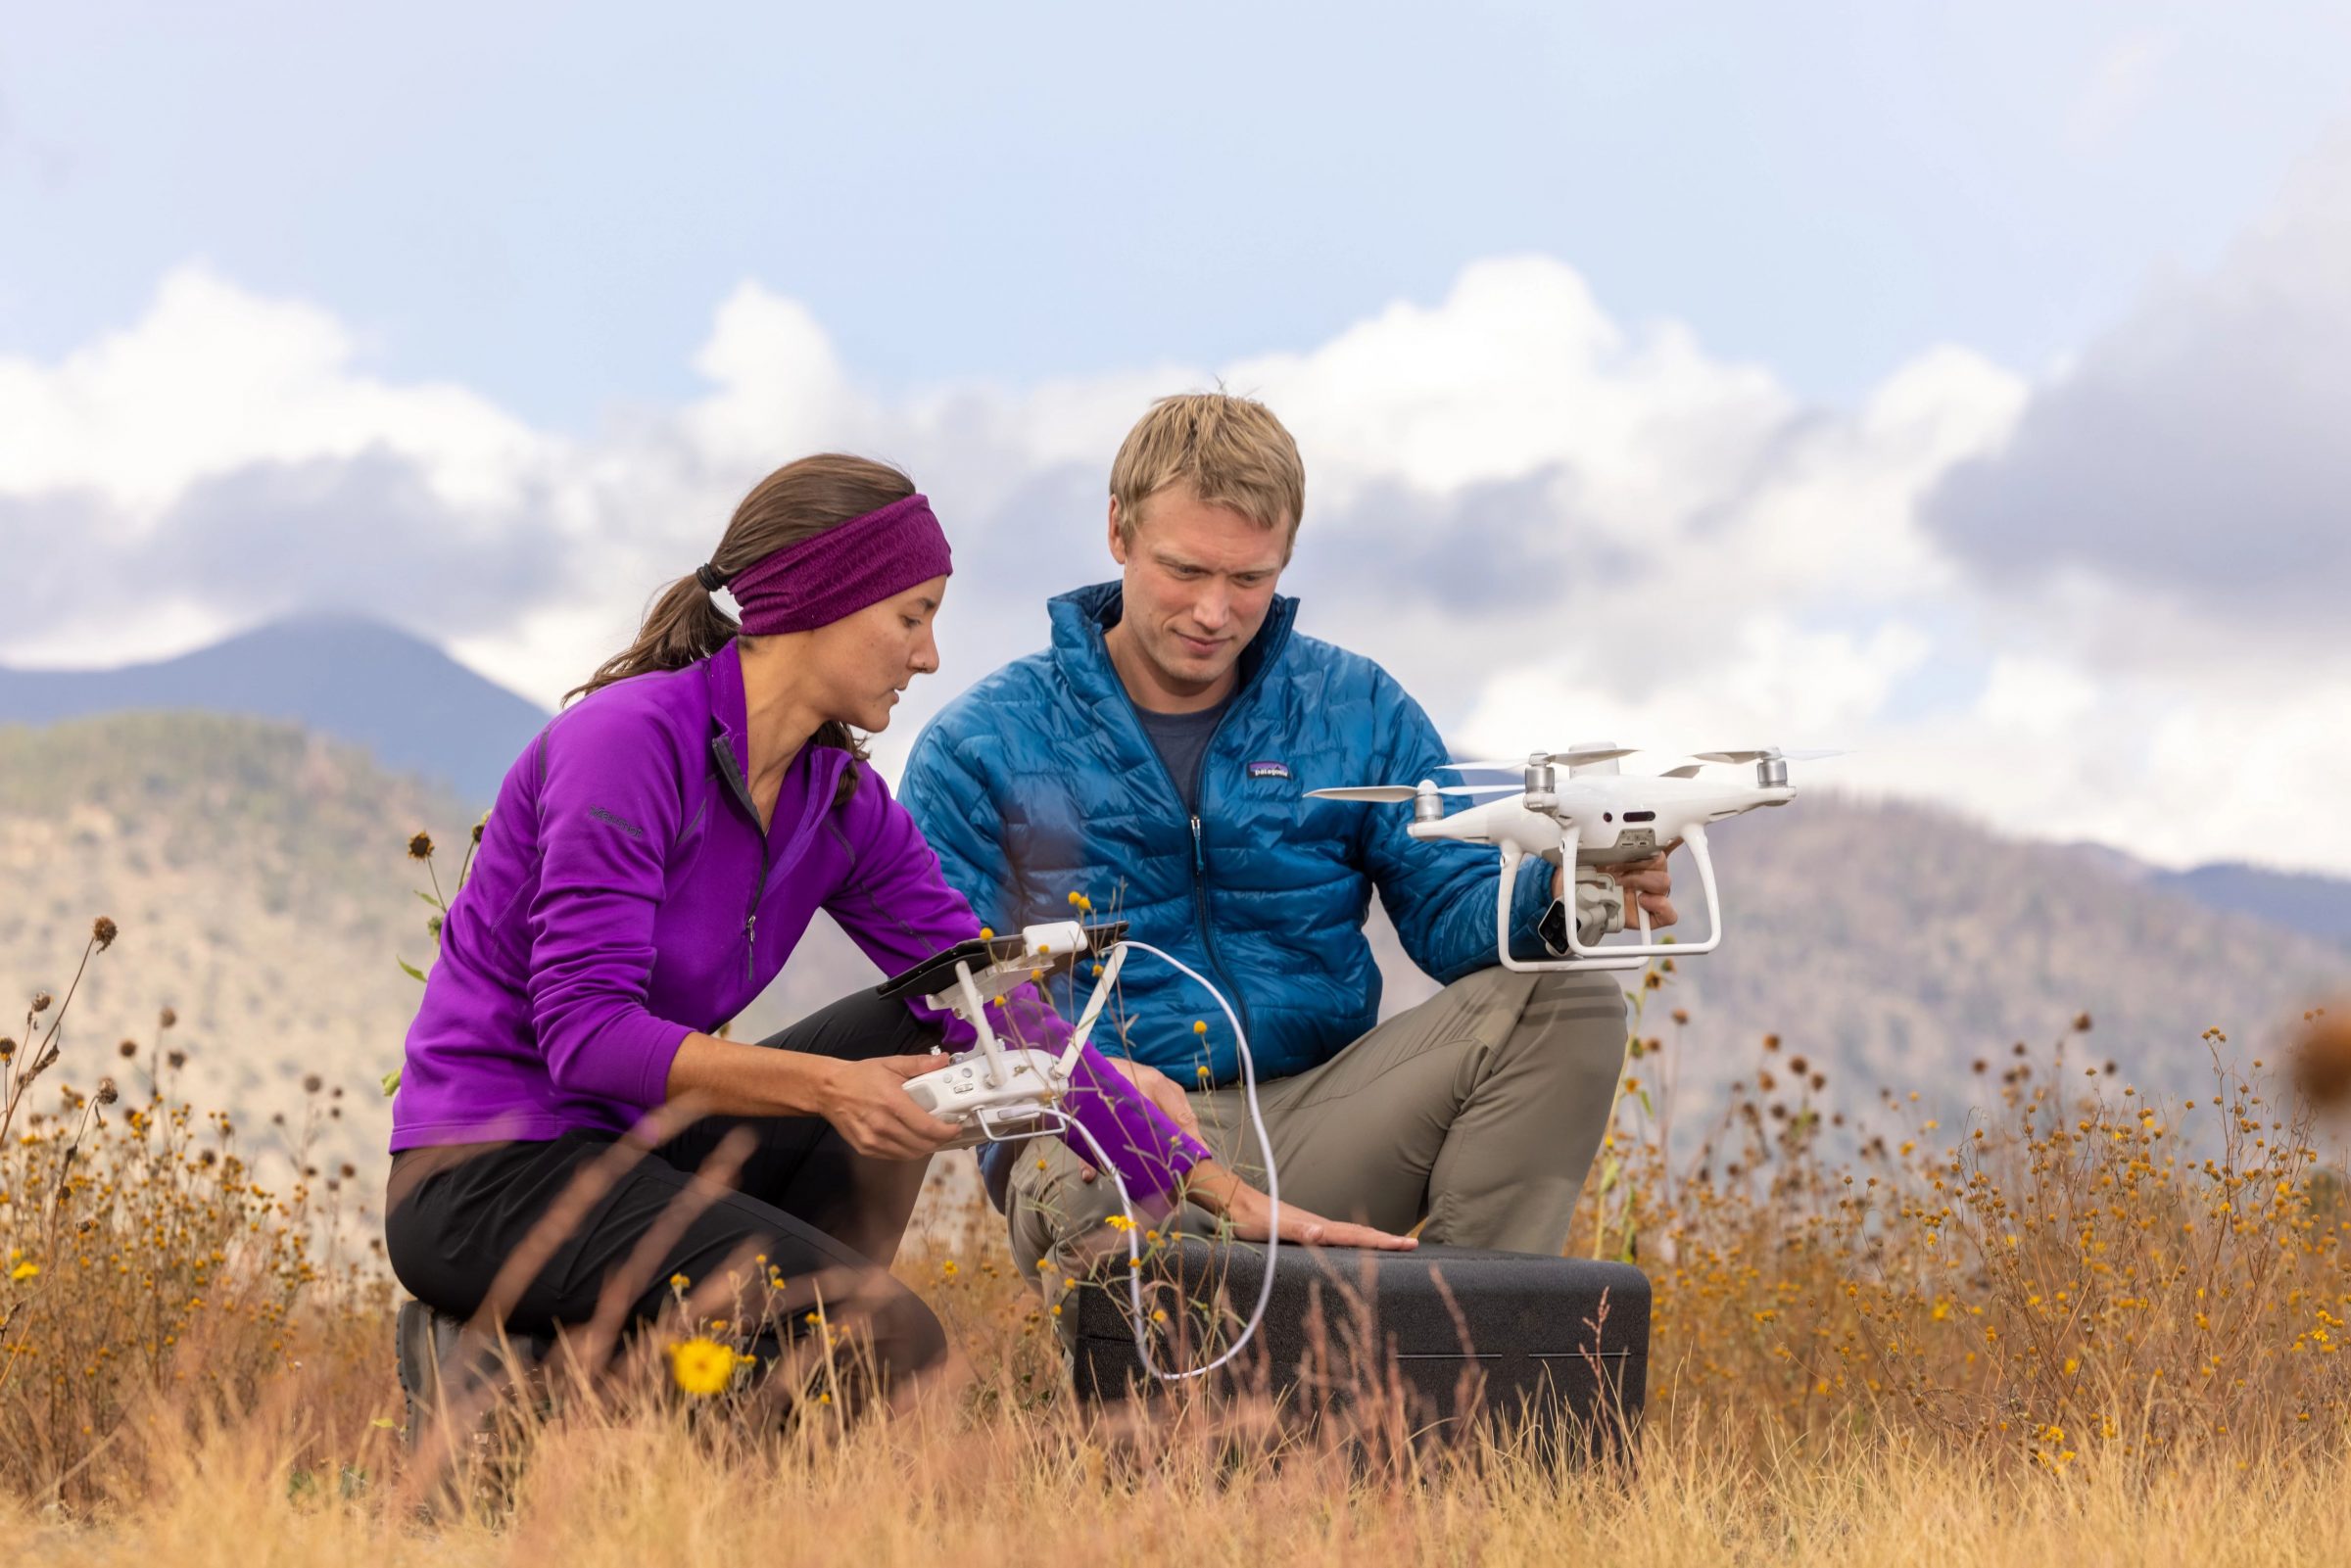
[92,916,119,950]
[96,1077,120,1106]
[1763,1034,1781,1052]
[31,991,53,1014]
[159,1007,177,1029]
[408,831,436,861]
[119,1039,138,1059]
[1789,1055,1810,1074]
[166,1049,187,1070]
[2289,1006,2351,1112]
[2074,1012,2093,1032]
[339,1163,357,1179]
[0,1037,14,1060]
[303,1073,323,1094]
[471,820,486,843]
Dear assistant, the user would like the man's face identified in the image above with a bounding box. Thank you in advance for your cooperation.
[1107,481,1288,700]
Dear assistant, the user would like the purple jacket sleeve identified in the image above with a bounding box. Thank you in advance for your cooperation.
[825,765,1212,1199]
[521,703,695,1110]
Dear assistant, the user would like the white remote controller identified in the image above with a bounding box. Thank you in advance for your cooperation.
[880,926,1282,1387]
[877,918,1128,1142]
[902,1045,1067,1147]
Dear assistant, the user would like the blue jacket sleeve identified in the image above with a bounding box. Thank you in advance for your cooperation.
[899,715,1019,932]
[1357,679,1555,985]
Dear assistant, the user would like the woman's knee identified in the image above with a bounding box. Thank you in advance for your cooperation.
[855,1275,949,1382]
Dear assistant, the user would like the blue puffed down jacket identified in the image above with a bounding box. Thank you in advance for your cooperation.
[898,581,1555,1087]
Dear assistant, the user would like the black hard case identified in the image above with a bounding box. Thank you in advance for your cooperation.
[1071,1237,1649,1453]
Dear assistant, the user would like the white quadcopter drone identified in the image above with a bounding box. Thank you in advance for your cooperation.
[1310,742,1838,973]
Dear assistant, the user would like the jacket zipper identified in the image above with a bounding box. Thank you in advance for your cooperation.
[1103,675,1256,1051]
[711,736,772,984]
[1186,811,1252,1048]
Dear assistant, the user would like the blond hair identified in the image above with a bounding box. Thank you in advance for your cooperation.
[1109,392,1306,558]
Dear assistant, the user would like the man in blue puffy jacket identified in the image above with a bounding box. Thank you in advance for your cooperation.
[900,393,1673,1313]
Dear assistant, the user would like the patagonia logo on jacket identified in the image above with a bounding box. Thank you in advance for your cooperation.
[1246,760,1291,781]
[588,805,646,839]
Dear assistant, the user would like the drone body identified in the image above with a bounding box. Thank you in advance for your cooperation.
[1311,745,1831,974]
[1404,770,1794,868]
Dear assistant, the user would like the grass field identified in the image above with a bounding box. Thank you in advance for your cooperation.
[7,914,2350,1565]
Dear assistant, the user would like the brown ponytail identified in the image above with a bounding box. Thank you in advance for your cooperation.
[565,453,917,794]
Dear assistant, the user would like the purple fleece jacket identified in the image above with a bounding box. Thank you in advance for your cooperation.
[391,640,1209,1199]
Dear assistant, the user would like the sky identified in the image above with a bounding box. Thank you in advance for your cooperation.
[4,2,2350,875]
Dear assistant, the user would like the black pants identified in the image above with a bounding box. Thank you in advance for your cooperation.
[385,987,948,1384]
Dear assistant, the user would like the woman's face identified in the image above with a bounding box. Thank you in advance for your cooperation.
[805,575,947,733]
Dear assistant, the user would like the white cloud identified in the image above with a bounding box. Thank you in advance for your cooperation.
[5,223,2349,877]
[0,265,545,516]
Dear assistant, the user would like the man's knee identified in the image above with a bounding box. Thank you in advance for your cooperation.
[1004,1137,1125,1275]
[1512,969,1631,1071]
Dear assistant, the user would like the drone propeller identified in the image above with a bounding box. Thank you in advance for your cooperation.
[1437,746,1639,773]
[1688,748,1847,765]
[1306,784,1522,804]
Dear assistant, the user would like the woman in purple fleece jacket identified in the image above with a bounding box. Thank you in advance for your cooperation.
[384,454,1368,1400]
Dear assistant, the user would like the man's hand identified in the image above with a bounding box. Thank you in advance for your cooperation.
[1182,1159,1418,1251]
[1609,841,1678,930]
[1076,1054,1204,1186]
[1548,839,1679,930]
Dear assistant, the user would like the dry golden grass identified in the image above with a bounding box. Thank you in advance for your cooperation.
[7,916,2351,1564]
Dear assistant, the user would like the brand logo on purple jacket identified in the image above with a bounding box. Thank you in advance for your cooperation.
[589,805,646,838]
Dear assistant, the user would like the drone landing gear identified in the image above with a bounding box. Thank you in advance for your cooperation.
[1496,823,1721,974]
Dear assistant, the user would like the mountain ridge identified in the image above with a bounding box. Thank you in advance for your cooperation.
[0,615,549,806]
[11,615,2349,942]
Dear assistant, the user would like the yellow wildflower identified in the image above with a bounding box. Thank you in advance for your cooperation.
[667,1336,737,1397]
[9,1260,37,1282]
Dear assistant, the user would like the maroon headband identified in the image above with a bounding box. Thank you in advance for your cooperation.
[713,493,953,636]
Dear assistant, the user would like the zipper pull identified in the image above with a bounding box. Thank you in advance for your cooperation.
[744,912,757,981]
[1190,815,1204,875]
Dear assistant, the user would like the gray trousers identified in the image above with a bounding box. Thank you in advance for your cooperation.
[1004,966,1631,1327]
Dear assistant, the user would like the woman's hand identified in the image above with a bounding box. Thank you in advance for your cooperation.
[666,1036,961,1160]
[1181,1159,1418,1251]
[815,1055,967,1160]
